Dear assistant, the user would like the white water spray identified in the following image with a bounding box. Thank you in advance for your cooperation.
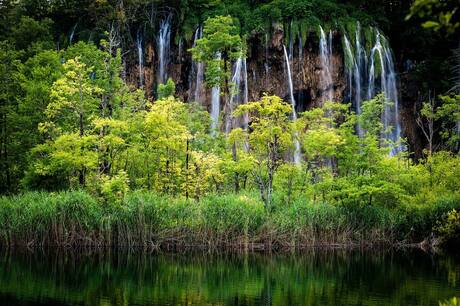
[136,29,144,87]
[283,45,301,165]
[190,26,204,103]
[319,26,334,103]
[157,16,171,85]
[344,24,403,155]
[226,57,250,133]
[211,53,222,133]
[69,23,78,45]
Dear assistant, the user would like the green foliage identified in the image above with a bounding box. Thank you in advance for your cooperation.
[157,78,176,99]
[435,209,460,244]
[440,297,460,306]
[0,40,22,193]
[0,191,103,246]
[438,93,460,150]
[2,190,459,247]
[190,15,243,89]
[100,170,130,205]
[10,16,54,57]
[234,95,294,208]
[408,0,460,35]
[360,93,389,138]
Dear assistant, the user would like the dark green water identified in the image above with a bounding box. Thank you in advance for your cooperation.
[0,249,458,306]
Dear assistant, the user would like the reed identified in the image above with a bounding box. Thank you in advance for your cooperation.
[0,191,458,249]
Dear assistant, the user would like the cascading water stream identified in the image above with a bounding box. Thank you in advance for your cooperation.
[69,23,78,45]
[157,16,171,85]
[227,58,243,134]
[369,31,402,155]
[343,35,364,137]
[136,29,144,87]
[211,53,222,133]
[283,45,301,165]
[226,57,250,133]
[242,58,249,129]
[344,24,403,155]
[190,26,204,103]
[319,26,334,103]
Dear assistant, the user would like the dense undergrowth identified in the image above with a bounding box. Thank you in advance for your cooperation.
[1,190,459,249]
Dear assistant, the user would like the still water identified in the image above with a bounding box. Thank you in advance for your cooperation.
[0,249,458,306]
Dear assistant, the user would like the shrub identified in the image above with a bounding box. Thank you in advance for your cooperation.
[435,209,460,244]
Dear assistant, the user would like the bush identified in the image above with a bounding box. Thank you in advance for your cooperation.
[435,209,460,244]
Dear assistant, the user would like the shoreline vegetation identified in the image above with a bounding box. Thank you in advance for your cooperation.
[1,191,459,250]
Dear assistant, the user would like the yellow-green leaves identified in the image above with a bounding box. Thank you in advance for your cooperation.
[235,95,294,156]
[45,57,102,136]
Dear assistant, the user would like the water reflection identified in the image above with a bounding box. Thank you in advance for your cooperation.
[0,249,458,305]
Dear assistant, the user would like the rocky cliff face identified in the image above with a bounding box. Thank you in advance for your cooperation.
[124,24,422,155]
[129,27,346,113]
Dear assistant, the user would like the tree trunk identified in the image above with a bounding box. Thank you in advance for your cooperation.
[79,169,85,186]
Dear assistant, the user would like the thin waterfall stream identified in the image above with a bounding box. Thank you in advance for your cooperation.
[283,45,302,165]
[157,15,171,85]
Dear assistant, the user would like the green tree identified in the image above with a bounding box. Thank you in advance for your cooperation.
[225,127,254,192]
[438,93,460,151]
[234,95,294,209]
[140,97,191,193]
[17,50,63,150]
[190,15,243,131]
[39,57,102,186]
[0,41,21,193]
[10,16,54,58]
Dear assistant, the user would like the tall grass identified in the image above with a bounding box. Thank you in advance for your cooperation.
[0,191,458,249]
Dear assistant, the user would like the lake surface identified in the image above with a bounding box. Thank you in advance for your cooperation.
[0,248,458,306]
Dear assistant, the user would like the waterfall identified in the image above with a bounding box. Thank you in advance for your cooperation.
[227,58,244,133]
[226,57,250,132]
[343,35,363,137]
[283,45,302,165]
[354,25,363,118]
[283,46,297,120]
[211,53,222,132]
[136,29,144,87]
[243,58,249,129]
[194,27,204,103]
[343,36,354,101]
[211,86,221,132]
[368,31,402,154]
[319,26,334,103]
[157,16,171,85]
[344,25,403,155]
[69,23,78,44]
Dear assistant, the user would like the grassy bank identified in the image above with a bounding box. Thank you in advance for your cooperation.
[0,191,459,249]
